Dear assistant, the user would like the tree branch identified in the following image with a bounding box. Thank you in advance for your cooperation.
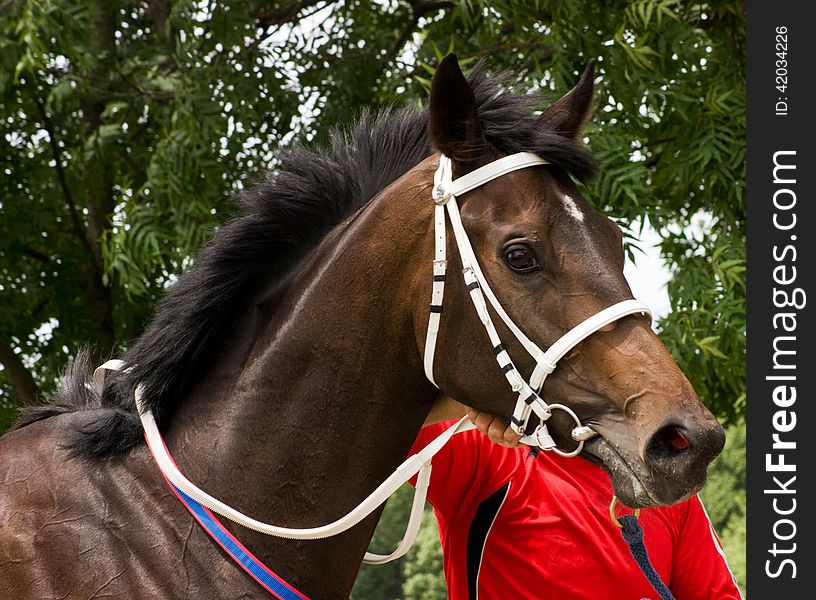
[386,1,453,64]
[22,245,52,264]
[32,95,90,253]
[146,0,172,42]
[77,0,119,359]
[0,338,40,406]
[399,40,554,80]
[255,0,329,28]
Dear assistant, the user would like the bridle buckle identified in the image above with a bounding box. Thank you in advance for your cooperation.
[432,183,451,205]
[531,424,556,450]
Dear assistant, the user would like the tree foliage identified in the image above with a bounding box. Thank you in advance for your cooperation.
[353,486,447,600]
[0,0,745,425]
[353,484,414,599]
[1,0,745,593]
[399,509,447,600]
[699,421,746,592]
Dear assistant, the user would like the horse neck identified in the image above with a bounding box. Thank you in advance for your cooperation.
[163,161,439,595]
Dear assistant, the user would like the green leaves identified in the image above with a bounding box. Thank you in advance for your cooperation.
[625,0,680,29]
[699,421,746,593]
[659,233,745,423]
[696,335,728,360]
[13,3,48,82]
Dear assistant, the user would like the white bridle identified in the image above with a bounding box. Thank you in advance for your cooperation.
[93,151,651,567]
[424,152,651,456]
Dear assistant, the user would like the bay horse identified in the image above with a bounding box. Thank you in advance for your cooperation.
[0,55,725,599]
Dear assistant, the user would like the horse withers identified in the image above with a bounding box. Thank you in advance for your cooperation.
[0,55,725,599]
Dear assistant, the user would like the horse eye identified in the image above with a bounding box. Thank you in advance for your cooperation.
[504,245,539,273]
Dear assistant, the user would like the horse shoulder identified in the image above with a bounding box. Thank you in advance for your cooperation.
[0,412,249,598]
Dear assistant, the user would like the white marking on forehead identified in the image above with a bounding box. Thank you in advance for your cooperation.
[561,194,585,222]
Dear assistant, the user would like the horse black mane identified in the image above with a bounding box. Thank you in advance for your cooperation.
[16,65,597,455]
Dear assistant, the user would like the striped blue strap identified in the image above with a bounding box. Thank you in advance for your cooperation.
[169,482,309,600]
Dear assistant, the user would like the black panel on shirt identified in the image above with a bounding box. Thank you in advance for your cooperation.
[466,482,511,599]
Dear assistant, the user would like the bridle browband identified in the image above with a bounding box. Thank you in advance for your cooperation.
[423,152,651,456]
[92,151,653,585]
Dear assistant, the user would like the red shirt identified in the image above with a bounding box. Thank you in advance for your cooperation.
[411,422,742,600]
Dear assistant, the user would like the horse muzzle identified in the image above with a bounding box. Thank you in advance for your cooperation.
[584,410,726,508]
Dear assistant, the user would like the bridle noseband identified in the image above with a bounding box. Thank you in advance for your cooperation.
[423,152,652,457]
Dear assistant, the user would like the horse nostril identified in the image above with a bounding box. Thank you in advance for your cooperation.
[646,423,694,466]
[664,425,689,451]
[643,419,725,503]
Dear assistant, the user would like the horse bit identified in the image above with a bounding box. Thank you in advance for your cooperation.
[94,151,652,568]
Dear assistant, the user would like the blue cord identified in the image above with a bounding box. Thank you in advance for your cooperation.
[618,514,676,600]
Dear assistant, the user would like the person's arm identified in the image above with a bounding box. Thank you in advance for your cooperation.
[669,495,744,599]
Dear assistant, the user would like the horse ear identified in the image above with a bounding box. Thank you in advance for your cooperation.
[429,54,484,163]
[538,60,596,139]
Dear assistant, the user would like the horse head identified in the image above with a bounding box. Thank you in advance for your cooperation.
[422,54,725,508]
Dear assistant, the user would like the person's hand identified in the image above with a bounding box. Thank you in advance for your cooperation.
[424,396,522,449]
[465,409,522,448]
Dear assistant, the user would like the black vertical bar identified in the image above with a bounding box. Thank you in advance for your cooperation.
[746,2,815,596]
